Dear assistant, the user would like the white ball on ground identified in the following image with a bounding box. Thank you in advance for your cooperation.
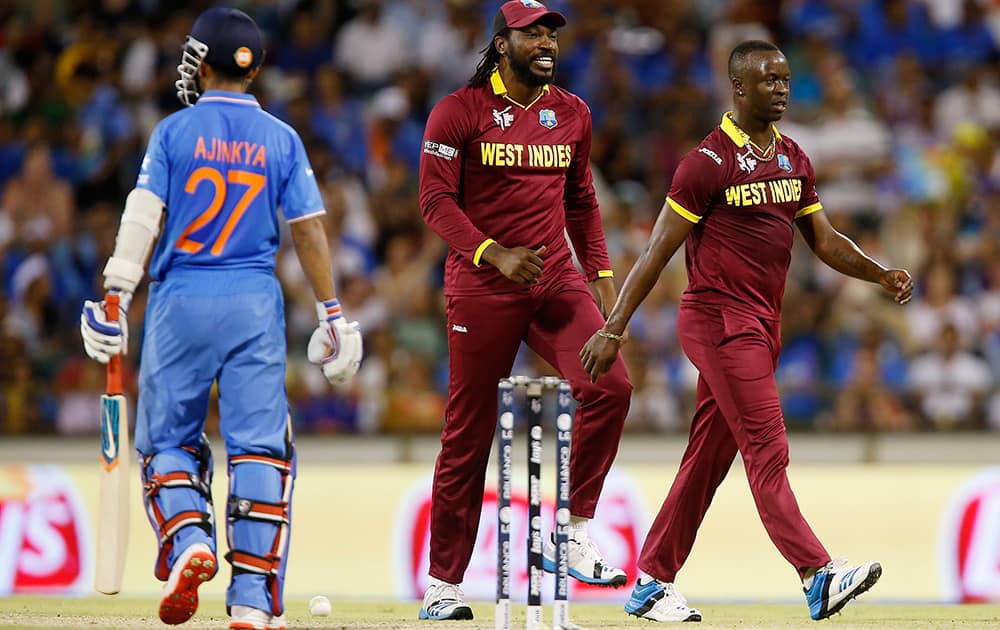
[309,595,331,616]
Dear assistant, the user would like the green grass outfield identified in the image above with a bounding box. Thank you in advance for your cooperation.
[1,597,999,630]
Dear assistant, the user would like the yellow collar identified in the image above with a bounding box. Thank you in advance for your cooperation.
[720,112,781,148]
[490,68,549,110]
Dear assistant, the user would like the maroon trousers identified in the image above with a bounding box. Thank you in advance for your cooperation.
[429,276,632,584]
[638,304,830,581]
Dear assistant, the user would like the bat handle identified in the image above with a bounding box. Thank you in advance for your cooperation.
[105,292,123,395]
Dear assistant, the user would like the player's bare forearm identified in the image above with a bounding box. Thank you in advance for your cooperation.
[797,211,876,279]
[289,216,336,302]
[589,276,617,318]
[603,207,692,335]
[824,235,886,283]
[580,216,682,382]
[797,211,913,304]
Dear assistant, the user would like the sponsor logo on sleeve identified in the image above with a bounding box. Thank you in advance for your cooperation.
[698,147,722,165]
[423,141,458,160]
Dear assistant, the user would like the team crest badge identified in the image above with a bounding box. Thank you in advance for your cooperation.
[539,109,557,129]
[520,0,544,7]
[778,154,792,172]
[234,46,253,68]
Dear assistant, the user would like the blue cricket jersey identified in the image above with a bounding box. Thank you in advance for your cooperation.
[136,90,323,279]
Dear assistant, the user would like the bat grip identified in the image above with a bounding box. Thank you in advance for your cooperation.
[105,292,123,395]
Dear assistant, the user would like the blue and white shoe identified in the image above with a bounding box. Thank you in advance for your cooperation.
[804,558,882,620]
[625,578,702,622]
[418,581,474,621]
[542,533,627,587]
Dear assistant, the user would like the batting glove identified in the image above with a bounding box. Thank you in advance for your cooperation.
[80,289,132,363]
[307,298,363,385]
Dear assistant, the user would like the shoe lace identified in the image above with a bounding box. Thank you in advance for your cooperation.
[431,582,465,604]
[577,538,603,562]
[662,582,688,605]
[824,556,849,573]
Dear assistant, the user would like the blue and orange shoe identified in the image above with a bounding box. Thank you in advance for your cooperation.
[159,543,217,625]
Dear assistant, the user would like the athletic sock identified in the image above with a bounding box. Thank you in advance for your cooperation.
[638,572,657,586]
[568,515,589,539]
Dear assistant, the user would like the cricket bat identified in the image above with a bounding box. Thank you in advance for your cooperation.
[95,292,130,595]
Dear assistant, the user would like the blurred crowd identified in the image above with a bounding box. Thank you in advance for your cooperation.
[1,0,998,436]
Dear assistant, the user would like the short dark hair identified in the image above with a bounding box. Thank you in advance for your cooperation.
[728,40,780,80]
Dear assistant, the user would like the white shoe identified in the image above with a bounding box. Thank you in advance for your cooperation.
[624,579,702,622]
[543,533,627,587]
[229,605,285,630]
[418,581,474,620]
[804,557,881,620]
[159,543,217,625]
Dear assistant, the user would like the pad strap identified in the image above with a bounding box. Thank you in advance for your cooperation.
[225,549,281,576]
[159,510,212,544]
[227,496,289,524]
[230,454,292,473]
[145,471,211,499]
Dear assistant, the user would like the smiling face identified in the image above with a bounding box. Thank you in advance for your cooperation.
[734,50,791,123]
[497,23,558,87]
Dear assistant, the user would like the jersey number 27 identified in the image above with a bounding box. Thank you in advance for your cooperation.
[175,166,265,256]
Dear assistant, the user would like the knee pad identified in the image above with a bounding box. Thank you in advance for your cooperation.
[141,437,215,580]
[225,450,294,616]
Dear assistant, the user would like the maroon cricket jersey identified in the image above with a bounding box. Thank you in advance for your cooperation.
[419,69,612,296]
[667,113,823,320]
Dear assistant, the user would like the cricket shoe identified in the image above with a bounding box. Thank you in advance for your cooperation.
[159,543,217,624]
[418,581,474,620]
[542,533,627,587]
[804,558,882,620]
[229,606,286,630]
[624,579,702,622]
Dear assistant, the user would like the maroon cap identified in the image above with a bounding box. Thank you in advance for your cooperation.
[492,0,567,34]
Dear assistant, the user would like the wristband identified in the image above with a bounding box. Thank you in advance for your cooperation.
[597,329,623,342]
[318,298,342,322]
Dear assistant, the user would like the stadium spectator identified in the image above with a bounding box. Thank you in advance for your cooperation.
[908,322,993,429]
[907,258,980,351]
[333,0,409,92]
[1,142,74,244]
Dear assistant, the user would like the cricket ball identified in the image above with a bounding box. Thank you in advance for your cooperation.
[309,594,332,616]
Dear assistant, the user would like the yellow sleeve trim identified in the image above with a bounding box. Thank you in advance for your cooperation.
[794,202,823,219]
[473,238,496,267]
[667,197,701,223]
[597,270,614,278]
